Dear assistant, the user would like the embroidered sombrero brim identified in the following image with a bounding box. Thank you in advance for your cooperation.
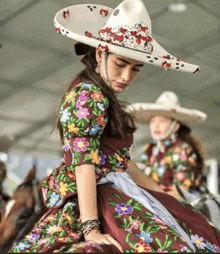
[129,103,207,124]
[54,3,200,73]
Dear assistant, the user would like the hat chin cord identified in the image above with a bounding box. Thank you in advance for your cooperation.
[103,51,110,86]
[152,120,177,151]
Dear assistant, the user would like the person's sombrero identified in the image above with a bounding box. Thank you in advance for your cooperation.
[129,91,207,124]
[54,0,200,73]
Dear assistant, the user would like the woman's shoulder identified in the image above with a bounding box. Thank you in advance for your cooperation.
[175,139,194,153]
[63,82,109,107]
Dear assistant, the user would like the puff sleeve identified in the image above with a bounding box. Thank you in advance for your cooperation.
[60,83,109,167]
[42,83,109,208]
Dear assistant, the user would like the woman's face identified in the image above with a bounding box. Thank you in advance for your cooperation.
[150,115,177,140]
[96,51,144,93]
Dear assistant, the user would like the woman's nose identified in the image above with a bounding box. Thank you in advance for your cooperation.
[121,68,131,82]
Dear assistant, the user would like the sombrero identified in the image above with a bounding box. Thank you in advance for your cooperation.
[54,0,200,73]
[129,91,207,124]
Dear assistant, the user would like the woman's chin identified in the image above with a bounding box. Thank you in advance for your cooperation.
[112,85,125,93]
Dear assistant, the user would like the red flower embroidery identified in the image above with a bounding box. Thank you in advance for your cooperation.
[66,171,75,180]
[99,8,108,17]
[55,27,61,33]
[63,10,69,19]
[91,91,103,102]
[135,241,151,253]
[85,31,92,38]
[114,35,124,42]
[97,114,105,126]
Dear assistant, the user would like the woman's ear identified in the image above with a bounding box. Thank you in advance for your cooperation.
[96,48,102,63]
[174,121,180,133]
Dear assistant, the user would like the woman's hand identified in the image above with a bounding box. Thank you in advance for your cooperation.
[84,229,124,252]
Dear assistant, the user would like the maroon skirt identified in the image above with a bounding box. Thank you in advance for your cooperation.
[10,183,220,253]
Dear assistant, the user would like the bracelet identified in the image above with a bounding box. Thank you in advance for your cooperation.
[82,218,101,236]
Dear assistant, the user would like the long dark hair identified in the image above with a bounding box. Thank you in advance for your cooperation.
[56,47,136,143]
[177,123,205,174]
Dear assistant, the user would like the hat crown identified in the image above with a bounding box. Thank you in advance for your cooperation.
[106,0,151,30]
[156,91,180,108]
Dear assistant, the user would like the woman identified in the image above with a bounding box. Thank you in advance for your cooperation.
[11,0,220,253]
[132,91,207,201]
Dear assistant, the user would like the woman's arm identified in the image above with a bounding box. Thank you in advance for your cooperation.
[75,164,98,222]
[75,164,123,252]
[126,160,164,193]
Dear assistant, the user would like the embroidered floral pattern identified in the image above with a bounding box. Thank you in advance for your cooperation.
[140,138,200,191]
[98,22,153,53]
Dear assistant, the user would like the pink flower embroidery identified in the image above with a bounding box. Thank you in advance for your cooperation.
[152,215,166,226]
[130,219,141,229]
[76,107,90,119]
[73,137,89,152]
[42,188,48,202]
[176,171,186,181]
[180,151,187,161]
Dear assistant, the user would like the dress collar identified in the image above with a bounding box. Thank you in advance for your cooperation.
[153,134,178,155]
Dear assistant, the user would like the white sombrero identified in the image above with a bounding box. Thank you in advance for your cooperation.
[54,0,200,73]
[129,91,207,124]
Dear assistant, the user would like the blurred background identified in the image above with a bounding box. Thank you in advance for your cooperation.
[0,0,219,195]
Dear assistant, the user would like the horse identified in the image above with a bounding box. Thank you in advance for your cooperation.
[0,162,10,218]
[0,166,47,252]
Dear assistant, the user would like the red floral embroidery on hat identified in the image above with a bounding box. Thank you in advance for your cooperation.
[98,44,109,51]
[97,23,153,53]
[55,27,61,34]
[99,8,108,17]
[114,35,124,42]
[161,60,171,68]
[85,31,92,38]
[63,9,69,19]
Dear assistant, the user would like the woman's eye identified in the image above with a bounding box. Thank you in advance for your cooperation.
[116,63,125,67]
[133,68,140,72]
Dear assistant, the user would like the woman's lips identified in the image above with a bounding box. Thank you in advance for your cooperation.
[154,131,161,135]
[115,81,128,88]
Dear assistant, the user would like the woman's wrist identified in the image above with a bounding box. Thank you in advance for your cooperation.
[82,217,101,236]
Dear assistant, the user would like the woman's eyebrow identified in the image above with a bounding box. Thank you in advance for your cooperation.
[117,58,144,67]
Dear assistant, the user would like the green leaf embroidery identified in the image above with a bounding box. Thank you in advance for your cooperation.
[59,231,67,237]
[113,213,121,219]
[155,237,163,249]
[129,216,134,222]
[125,233,131,243]
[108,197,118,206]
[113,193,124,202]
[140,222,146,232]
[108,155,117,165]
[127,199,134,206]
[84,153,92,163]
[145,212,153,219]
[146,225,161,234]
[128,240,137,249]
[133,206,142,212]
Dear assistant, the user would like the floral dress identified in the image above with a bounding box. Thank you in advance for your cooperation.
[11,82,220,253]
[140,138,201,192]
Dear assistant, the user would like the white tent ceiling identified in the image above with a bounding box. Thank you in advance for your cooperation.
[0,0,220,165]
